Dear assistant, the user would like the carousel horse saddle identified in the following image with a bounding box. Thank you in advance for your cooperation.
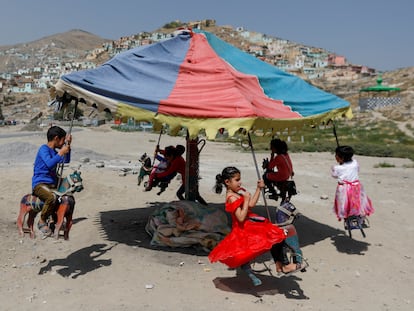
[344,215,368,238]
[144,172,177,195]
[21,194,45,213]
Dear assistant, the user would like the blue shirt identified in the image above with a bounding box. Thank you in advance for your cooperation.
[32,144,71,189]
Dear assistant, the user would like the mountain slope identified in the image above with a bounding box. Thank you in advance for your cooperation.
[0,29,107,72]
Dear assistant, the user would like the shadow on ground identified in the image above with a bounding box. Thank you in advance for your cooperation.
[35,202,369,280]
[213,271,309,299]
[38,243,115,278]
[97,201,370,256]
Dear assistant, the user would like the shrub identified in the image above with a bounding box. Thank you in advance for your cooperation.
[374,162,396,168]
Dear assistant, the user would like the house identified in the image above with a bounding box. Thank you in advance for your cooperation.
[328,54,347,67]
[294,55,305,69]
[11,77,35,93]
[249,45,264,56]
[350,65,376,75]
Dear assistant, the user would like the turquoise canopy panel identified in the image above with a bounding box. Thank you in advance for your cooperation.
[198,30,350,117]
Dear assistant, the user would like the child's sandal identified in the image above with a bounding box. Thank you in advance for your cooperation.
[282,262,308,275]
[37,222,52,236]
[246,271,262,286]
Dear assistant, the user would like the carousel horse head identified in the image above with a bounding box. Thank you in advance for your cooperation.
[139,153,152,168]
[56,167,84,196]
[275,201,300,227]
[139,152,149,163]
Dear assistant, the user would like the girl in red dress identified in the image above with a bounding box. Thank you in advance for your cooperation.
[208,166,302,286]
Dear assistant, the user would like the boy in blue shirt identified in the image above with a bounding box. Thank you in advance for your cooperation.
[32,126,71,236]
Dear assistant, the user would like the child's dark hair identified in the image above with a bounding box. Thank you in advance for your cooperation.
[164,145,176,157]
[175,144,185,156]
[335,145,354,162]
[214,166,240,194]
[47,126,66,141]
[270,138,288,154]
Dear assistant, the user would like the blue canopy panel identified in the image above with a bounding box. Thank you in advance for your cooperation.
[61,33,193,112]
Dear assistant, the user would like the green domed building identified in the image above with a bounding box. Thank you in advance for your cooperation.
[359,75,401,111]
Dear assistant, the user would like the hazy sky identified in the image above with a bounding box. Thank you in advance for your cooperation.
[1,0,412,71]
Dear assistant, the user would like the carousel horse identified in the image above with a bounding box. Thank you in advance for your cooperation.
[139,151,175,195]
[17,168,83,240]
[252,200,308,275]
[137,153,152,186]
[275,200,308,272]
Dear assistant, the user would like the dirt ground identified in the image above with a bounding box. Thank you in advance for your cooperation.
[0,124,413,311]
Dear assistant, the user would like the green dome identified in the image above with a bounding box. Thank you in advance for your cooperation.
[360,74,401,92]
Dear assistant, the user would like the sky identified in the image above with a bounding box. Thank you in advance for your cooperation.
[1,0,413,72]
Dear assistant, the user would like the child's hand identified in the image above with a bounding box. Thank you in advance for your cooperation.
[257,179,265,189]
[241,190,251,200]
[65,134,72,146]
[59,144,71,156]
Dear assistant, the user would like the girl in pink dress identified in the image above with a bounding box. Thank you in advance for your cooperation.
[208,166,304,286]
[331,146,374,221]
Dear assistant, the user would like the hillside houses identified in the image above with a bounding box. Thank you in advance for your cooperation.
[0,21,377,96]
[0,59,97,94]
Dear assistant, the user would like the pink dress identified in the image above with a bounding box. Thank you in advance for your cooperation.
[208,196,286,268]
[331,159,374,220]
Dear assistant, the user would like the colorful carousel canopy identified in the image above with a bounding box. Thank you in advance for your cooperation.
[51,29,352,139]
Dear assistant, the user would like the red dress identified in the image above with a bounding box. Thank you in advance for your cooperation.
[208,196,287,268]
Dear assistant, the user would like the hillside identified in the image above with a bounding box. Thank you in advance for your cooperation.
[0,29,108,72]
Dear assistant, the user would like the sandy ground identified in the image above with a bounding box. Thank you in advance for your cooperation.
[1,124,413,311]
